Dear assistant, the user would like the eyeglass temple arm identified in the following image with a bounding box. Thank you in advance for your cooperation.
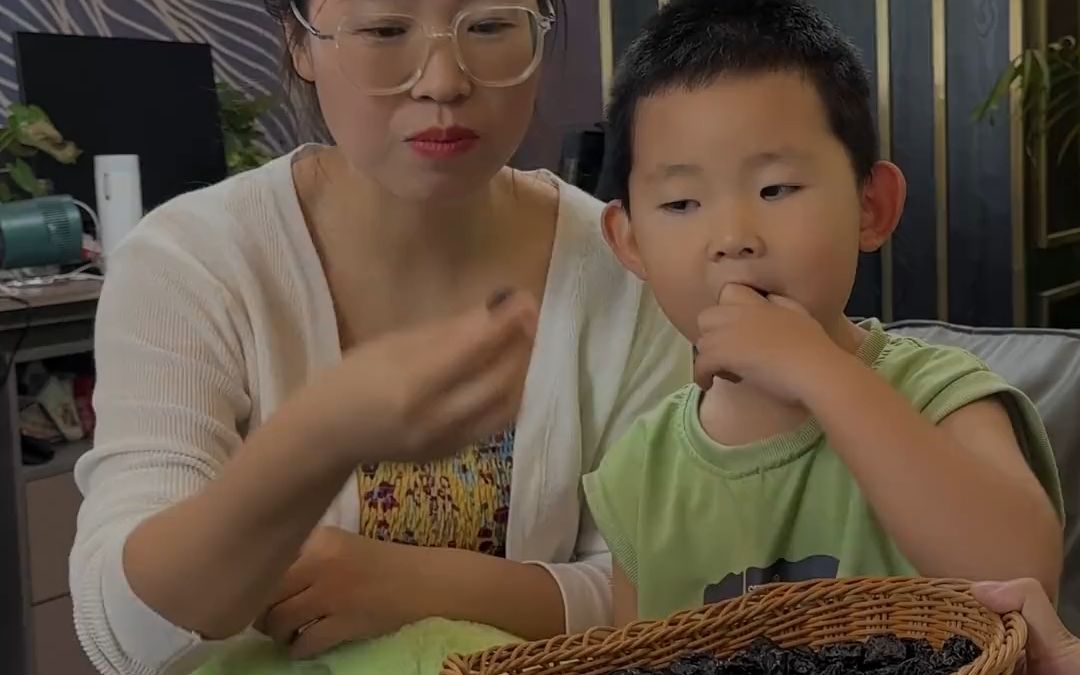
[290,0,335,40]
[290,1,554,39]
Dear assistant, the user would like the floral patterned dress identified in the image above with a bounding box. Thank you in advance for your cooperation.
[356,429,514,556]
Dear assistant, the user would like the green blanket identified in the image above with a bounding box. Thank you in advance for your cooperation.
[193,619,521,675]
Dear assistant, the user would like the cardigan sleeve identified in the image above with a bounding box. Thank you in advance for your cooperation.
[536,285,691,632]
[71,215,252,675]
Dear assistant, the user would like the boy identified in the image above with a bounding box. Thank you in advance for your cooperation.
[583,0,1065,625]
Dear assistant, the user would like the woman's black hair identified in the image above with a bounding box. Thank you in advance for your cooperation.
[264,0,566,138]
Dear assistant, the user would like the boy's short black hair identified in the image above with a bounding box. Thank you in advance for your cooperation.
[605,0,877,209]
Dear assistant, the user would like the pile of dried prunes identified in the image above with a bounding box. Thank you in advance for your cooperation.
[609,633,983,675]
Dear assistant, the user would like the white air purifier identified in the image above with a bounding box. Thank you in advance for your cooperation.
[94,154,144,256]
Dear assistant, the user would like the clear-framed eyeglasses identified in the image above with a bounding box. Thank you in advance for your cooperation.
[290,1,555,96]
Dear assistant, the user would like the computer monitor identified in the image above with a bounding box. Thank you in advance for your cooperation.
[14,33,228,216]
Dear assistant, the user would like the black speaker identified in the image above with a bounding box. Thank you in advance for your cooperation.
[558,125,606,196]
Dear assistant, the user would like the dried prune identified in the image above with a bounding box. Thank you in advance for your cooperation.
[864,635,907,668]
[732,637,783,670]
[747,637,784,657]
[788,651,819,674]
[717,651,758,673]
[604,631,982,675]
[817,641,865,667]
[940,636,980,663]
[784,646,817,664]
[901,639,934,662]
[760,648,789,675]
[694,662,726,675]
[864,667,900,675]
[711,663,759,675]
[930,636,981,673]
[669,652,717,675]
[895,657,935,675]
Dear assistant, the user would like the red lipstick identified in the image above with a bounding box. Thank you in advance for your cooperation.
[407,126,479,159]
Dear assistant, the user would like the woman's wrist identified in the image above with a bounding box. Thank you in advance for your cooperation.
[411,547,565,639]
[408,546,466,620]
[274,377,378,471]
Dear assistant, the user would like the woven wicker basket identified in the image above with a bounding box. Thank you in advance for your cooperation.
[442,577,1027,675]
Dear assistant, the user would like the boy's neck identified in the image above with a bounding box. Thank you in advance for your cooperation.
[698,316,868,447]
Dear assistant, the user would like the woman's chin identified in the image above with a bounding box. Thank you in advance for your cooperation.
[380,161,503,205]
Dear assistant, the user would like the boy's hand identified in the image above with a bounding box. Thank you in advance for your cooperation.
[693,284,844,402]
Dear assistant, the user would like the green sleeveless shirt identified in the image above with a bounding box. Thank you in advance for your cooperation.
[584,320,1063,621]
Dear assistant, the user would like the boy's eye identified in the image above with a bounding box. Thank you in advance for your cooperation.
[661,200,700,213]
[760,185,801,201]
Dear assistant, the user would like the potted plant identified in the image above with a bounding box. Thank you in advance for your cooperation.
[976,36,1080,163]
[0,84,272,199]
[0,103,81,203]
[216,80,274,175]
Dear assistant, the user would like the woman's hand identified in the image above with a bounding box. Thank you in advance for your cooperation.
[113,290,537,644]
[258,527,429,658]
[296,289,538,467]
[973,578,1080,675]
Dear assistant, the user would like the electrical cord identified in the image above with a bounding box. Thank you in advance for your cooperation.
[0,260,104,384]
[70,199,100,240]
[0,198,105,390]
[0,268,104,389]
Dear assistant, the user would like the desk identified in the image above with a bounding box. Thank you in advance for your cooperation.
[0,279,101,675]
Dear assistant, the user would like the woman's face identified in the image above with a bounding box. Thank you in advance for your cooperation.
[291,0,547,201]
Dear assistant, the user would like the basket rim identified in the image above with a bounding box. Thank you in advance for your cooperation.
[442,576,1028,675]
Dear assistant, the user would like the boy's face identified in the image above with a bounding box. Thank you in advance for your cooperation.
[604,71,904,343]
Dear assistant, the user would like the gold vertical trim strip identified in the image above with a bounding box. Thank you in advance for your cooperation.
[1028,0,1080,249]
[932,0,949,321]
[876,0,894,322]
[1032,0,1050,249]
[1009,0,1026,325]
[598,0,615,108]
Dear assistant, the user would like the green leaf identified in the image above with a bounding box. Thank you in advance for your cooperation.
[1056,123,1080,164]
[8,159,44,197]
[0,179,14,203]
[974,60,1019,122]
[1033,47,1053,94]
[1045,65,1078,95]
[6,103,46,130]
[1023,50,1036,86]
[2,102,80,163]
[1048,50,1080,76]
[215,79,274,175]
[1043,98,1080,134]
[4,141,36,159]
[1041,87,1075,120]
[0,128,16,155]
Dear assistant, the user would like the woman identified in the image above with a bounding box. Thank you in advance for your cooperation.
[69,1,690,673]
[974,580,1080,675]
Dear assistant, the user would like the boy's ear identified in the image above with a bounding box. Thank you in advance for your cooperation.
[602,201,648,281]
[858,161,907,252]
